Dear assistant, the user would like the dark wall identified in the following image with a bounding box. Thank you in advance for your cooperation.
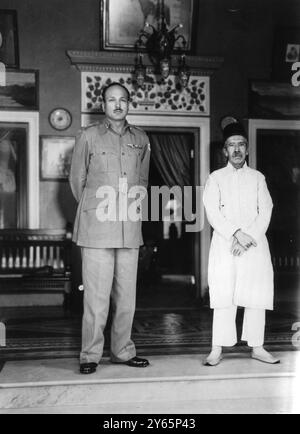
[1,0,299,227]
[196,0,300,169]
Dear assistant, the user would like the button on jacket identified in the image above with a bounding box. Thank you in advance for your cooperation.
[203,162,274,310]
[69,120,151,248]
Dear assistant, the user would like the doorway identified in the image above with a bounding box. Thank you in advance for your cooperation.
[136,128,200,309]
[249,120,300,320]
[0,111,39,229]
[0,124,28,228]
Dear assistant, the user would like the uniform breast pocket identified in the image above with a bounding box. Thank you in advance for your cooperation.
[126,149,141,172]
[93,150,119,173]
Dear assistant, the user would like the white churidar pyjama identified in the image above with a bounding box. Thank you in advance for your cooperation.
[212,306,266,348]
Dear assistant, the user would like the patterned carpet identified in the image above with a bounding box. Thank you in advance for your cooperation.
[0,302,298,362]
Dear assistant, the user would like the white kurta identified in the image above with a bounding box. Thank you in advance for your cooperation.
[203,163,274,310]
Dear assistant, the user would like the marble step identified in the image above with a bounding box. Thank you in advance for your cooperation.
[0,352,299,413]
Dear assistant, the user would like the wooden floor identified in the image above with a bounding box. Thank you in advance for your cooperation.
[0,276,299,358]
[0,295,298,362]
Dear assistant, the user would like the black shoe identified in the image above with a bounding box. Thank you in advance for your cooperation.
[123,357,150,368]
[80,362,98,374]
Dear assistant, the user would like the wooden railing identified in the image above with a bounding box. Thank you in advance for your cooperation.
[0,229,72,295]
[272,255,300,273]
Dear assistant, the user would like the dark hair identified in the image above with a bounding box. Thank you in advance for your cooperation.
[102,82,130,102]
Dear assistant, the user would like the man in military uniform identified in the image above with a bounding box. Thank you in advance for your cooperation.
[70,82,151,374]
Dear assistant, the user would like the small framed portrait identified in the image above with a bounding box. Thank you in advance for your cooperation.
[285,44,300,63]
[40,136,75,181]
[101,0,195,52]
[0,9,19,68]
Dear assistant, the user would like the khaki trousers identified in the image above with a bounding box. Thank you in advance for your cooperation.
[212,305,266,348]
[80,247,139,364]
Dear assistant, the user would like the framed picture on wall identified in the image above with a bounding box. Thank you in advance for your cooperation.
[0,9,19,68]
[40,136,75,181]
[101,0,195,52]
[0,110,39,228]
[0,69,39,110]
[249,80,300,119]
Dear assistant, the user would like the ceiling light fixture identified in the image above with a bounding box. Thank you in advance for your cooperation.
[134,0,190,88]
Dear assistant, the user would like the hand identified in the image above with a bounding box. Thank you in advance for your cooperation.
[231,238,246,257]
[234,230,257,250]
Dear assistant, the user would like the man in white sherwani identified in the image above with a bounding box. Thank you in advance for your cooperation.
[203,118,280,366]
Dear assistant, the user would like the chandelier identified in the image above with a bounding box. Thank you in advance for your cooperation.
[134,0,191,88]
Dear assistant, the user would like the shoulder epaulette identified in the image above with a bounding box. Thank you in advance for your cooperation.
[130,125,146,134]
[83,121,101,130]
[77,121,102,135]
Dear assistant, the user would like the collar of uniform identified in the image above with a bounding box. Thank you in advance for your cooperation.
[101,118,132,136]
[226,161,248,172]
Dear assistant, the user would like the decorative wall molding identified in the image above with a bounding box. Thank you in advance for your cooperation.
[66,50,224,76]
[67,50,223,116]
[81,71,210,116]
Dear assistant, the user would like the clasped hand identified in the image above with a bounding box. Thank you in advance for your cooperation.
[231,230,257,257]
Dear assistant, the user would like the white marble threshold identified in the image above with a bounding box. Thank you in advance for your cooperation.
[0,351,299,386]
[0,352,299,413]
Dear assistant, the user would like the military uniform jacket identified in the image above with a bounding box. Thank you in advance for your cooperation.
[69,119,151,248]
